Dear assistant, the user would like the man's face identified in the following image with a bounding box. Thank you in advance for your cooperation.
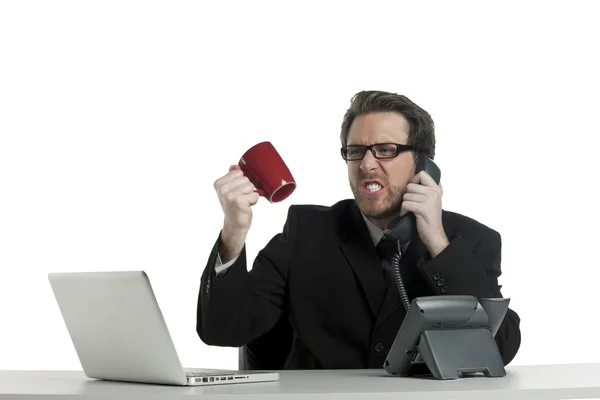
[346,112,415,228]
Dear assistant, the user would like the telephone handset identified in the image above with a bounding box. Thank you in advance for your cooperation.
[383,155,441,313]
[384,156,442,244]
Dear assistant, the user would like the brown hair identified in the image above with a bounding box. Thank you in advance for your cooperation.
[339,90,436,159]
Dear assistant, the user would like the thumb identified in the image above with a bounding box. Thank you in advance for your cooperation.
[249,192,260,206]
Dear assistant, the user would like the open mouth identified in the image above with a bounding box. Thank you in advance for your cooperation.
[362,181,384,194]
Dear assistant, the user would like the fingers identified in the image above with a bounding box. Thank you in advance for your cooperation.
[248,191,260,206]
[214,168,244,190]
[402,179,442,223]
[214,165,262,213]
[220,178,255,201]
[400,200,421,214]
[411,171,439,188]
[402,193,427,203]
[402,191,426,213]
[230,190,260,210]
[405,183,429,195]
[406,180,442,196]
[402,190,433,216]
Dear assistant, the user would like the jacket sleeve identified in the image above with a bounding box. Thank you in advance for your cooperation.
[196,206,297,347]
[418,229,522,366]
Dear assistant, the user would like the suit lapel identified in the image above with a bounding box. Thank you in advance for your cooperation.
[337,201,386,318]
[336,203,456,327]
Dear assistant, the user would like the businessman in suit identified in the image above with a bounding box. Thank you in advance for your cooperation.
[196,90,521,369]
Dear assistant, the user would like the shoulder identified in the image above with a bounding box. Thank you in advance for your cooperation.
[287,199,354,220]
[283,199,355,234]
[277,200,357,247]
[442,209,501,243]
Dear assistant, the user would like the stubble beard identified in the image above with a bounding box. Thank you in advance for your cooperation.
[350,182,404,221]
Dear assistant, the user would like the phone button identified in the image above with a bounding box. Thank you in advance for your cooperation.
[436,279,445,287]
[440,286,448,294]
[432,272,441,280]
[374,342,385,353]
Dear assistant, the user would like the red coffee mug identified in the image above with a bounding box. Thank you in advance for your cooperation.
[239,141,297,203]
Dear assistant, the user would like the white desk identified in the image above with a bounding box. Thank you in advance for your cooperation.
[1,363,600,399]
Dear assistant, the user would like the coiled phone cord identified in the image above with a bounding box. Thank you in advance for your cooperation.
[390,238,411,313]
[389,238,426,364]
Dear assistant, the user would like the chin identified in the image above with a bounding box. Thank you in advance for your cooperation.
[357,196,402,219]
[351,184,401,217]
[357,200,389,219]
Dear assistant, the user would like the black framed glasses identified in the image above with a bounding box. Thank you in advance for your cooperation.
[340,143,420,161]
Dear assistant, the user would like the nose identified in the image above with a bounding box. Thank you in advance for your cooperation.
[359,150,379,173]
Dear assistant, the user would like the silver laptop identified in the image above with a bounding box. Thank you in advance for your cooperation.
[48,270,279,386]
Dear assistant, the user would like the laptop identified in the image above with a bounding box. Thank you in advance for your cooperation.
[48,270,280,386]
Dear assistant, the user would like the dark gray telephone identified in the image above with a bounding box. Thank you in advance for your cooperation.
[382,156,511,379]
[385,156,441,246]
[383,155,441,312]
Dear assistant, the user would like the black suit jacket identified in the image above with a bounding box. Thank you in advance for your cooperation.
[196,199,521,369]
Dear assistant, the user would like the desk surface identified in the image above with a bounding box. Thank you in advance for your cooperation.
[2,363,600,399]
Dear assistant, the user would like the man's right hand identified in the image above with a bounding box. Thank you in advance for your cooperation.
[213,165,260,263]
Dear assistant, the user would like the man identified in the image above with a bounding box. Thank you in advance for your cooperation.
[196,90,521,370]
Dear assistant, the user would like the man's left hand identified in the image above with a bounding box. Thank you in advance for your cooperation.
[400,171,450,257]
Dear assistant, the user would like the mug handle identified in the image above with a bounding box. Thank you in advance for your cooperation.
[240,165,267,197]
[237,165,264,197]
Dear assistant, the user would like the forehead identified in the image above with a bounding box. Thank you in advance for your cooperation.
[347,111,410,144]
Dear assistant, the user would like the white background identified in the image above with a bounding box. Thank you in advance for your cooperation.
[1,0,599,371]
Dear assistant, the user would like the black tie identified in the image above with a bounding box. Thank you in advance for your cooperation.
[376,238,400,281]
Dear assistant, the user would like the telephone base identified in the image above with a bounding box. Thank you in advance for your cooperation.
[383,295,510,380]
[412,328,506,380]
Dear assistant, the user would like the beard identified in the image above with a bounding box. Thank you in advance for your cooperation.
[349,179,404,221]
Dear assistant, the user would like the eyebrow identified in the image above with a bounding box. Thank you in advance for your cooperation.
[345,141,405,146]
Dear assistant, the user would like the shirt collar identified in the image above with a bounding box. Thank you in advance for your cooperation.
[360,212,385,246]
[360,211,411,250]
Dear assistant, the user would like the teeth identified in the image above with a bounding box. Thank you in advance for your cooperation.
[366,183,382,192]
